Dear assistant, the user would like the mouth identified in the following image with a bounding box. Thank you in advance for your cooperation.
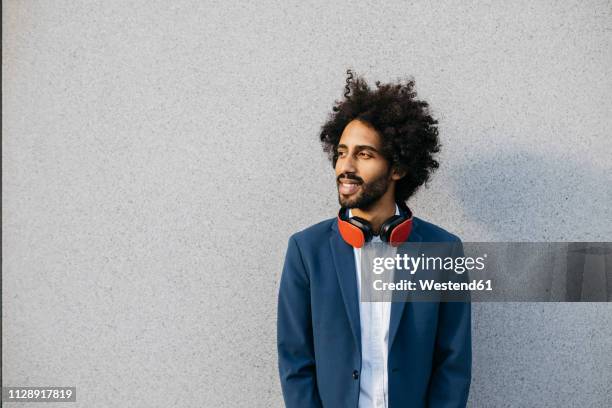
[338,179,362,195]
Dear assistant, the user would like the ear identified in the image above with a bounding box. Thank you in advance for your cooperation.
[390,165,406,181]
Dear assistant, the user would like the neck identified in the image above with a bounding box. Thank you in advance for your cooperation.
[351,192,397,235]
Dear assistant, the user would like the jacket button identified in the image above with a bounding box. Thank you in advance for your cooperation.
[352,370,359,380]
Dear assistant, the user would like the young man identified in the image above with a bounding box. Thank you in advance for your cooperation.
[277,72,471,408]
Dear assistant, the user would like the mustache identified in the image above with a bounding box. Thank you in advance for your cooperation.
[337,174,363,184]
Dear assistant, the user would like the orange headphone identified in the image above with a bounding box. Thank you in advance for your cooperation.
[337,202,414,248]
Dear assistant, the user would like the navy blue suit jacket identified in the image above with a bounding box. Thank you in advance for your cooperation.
[277,215,471,408]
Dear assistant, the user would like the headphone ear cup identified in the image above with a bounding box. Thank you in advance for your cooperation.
[379,215,403,243]
[337,208,376,248]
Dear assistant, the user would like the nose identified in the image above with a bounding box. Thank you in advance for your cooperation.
[336,152,356,175]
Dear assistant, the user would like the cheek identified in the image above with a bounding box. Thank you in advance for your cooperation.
[334,164,343,177]
[361,162,388,180]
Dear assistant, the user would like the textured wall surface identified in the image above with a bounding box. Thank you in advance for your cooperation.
[3,0,611,407]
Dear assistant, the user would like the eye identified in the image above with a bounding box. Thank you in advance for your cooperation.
[359,151,372,158]
[337,150,347,158]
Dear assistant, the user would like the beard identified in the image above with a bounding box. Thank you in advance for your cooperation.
[337,169,391,210]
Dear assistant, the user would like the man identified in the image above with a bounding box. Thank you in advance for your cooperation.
[277,71,471,408]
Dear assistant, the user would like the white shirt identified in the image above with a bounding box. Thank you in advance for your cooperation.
[349,204,400,408]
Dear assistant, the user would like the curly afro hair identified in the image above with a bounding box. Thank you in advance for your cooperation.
[319,70,441,203]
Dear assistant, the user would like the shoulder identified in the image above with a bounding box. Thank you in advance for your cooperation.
[289,217,336,246]
[289,217,336,248]
[413,216,462,242]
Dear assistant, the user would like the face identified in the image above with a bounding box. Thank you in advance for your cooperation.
[335,119,399,209]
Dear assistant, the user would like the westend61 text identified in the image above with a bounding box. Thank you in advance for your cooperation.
[373,279,493,291]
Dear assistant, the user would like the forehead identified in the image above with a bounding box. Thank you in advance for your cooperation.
[338,119,382,148]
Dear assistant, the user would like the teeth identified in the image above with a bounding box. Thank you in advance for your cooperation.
[341,183,359,189]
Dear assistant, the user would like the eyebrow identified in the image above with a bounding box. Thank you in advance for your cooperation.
[337,144,380,154]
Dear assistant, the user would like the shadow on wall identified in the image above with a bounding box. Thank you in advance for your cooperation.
[448,147,611,241]
[448,147,612,300]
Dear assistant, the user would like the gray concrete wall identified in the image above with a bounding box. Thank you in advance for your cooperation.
[3,0,611,406]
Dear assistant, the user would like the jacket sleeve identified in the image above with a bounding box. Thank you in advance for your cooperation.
[426,238,472,408]
[277,236,323,408]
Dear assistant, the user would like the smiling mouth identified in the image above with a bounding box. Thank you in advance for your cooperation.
[338,180,362,195]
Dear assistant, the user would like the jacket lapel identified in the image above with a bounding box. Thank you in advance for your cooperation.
[329,217,424,353]
[388,220,423,351]
[329,219,361,353]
